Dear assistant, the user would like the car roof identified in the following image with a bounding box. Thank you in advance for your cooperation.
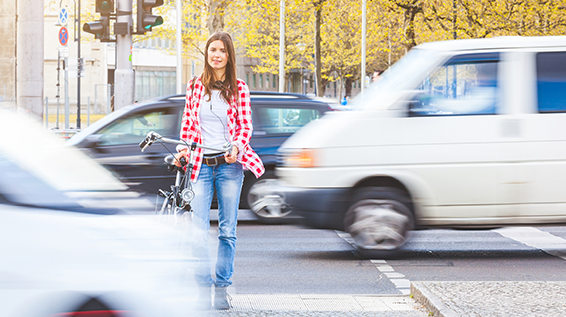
[417,36,566,52]
[151,91,331,108]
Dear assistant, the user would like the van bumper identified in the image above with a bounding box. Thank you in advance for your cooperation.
[283,186,350,231]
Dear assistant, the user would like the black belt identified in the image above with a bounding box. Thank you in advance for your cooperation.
[202,155,227,166]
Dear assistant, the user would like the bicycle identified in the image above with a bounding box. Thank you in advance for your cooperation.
[139,131,232,226]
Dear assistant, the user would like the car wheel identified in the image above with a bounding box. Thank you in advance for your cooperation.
[246,172,293,222]
[344,187,414,252]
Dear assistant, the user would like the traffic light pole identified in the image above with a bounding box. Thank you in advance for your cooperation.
[114,0,134,110]
[76,0,82,129]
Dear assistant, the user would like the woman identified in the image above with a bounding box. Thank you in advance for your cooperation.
[175,31,264,310]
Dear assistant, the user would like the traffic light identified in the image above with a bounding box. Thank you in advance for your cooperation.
[83,16,111,42]
[84,0,113,42]
[137,0,164,34]
[96,0,114,14]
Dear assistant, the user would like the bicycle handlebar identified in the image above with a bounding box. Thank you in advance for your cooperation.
[139,131,231,154]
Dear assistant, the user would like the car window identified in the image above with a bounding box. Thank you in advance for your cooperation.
[408,54,499,117]
[98,108,177,146]
[255,107,321,135]
[536,51,566,113]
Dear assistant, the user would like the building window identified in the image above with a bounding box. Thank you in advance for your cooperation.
[135,71,176,103]
[260,74,263,88]
[310,75,313,88]
[266,74,270,89]
[273,75,277,88]
[246,73,249,85]
[253,74,257,88]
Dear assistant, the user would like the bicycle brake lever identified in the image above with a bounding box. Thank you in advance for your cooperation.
[139,138,148,151]
[223,142,233,155]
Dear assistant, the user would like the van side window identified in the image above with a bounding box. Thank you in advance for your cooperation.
[255,107,321,135]
[536,52,566,113]
[408,54,499,117]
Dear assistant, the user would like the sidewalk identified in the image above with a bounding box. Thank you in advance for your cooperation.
[196,294,428,317]
[411,281,566,317]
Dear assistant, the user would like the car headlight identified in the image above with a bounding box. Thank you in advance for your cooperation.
[284,149,318,168]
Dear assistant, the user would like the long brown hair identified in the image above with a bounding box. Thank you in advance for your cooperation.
[201,31,238,104]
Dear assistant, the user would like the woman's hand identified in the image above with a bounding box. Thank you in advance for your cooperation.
[174,149,188,167]
[225,145,238,164]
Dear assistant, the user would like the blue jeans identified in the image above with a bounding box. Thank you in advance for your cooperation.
[191,161,243,287]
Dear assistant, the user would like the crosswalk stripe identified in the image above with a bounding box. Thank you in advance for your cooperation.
[494,227,566,261]
[335,231,411,294]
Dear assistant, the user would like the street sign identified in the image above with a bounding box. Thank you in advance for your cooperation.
[58,47,69,58]
[67,58,86,78]
[58,8,68,26]
[58,27,69,46]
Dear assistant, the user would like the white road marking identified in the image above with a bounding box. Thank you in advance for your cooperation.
[336,231,411,294]
[494,227,566,261]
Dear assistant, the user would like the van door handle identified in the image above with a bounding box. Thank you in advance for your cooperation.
[501,119,521,138]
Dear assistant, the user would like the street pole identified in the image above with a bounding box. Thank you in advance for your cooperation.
[65,57,70,129]
[176,0,183,94]
[279,0,285,93]
[361,0,366,98]
[56,51,60,128]
[115,0,135,110]
[76,0,82,129]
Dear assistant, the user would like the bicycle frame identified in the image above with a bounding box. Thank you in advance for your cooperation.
[139,131,231,216]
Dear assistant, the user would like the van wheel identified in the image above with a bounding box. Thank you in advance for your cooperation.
[246,171,293,222]
[344,187,414,252]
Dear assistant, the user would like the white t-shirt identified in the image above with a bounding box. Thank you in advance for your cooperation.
[200,90,230,155]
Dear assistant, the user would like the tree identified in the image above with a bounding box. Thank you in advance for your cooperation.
[320,0,361,97]
[232,0,314,91]
[207,0,229,34]
[312,0,326,96]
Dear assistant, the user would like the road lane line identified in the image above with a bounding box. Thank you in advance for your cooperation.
[336,231,411,294]
[493,227,566,261]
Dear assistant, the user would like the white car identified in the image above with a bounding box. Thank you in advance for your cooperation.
[0,110,199,317]
[277,36,566,253]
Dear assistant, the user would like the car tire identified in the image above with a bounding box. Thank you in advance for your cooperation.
[245,171,293,223]
[344,187,414,255]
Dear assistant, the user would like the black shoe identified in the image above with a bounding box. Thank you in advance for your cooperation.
[214,286,231,310]
[196,286,212,311]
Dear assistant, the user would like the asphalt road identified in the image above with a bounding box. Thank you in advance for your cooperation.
[126,202,566,315]
[388,227,566,282]
[227,222,566,299]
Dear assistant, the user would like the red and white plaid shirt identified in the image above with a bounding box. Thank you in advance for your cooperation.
[179,76,265,182]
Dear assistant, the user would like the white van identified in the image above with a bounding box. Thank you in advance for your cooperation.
[276,36,566,252]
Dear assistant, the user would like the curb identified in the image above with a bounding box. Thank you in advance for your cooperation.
[410,282,458,317]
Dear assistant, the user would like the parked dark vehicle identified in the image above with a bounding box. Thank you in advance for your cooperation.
[67,92,335,220]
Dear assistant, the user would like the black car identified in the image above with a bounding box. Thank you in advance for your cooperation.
[67,92,335,220]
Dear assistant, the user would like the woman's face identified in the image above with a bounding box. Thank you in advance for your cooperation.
[207,40,228,74]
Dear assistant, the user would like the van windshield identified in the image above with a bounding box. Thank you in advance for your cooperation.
[349,48,437,111]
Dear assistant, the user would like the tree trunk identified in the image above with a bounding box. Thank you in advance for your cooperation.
[396,0,422,51]
[207,0,228,35]
[345,77,353,97]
